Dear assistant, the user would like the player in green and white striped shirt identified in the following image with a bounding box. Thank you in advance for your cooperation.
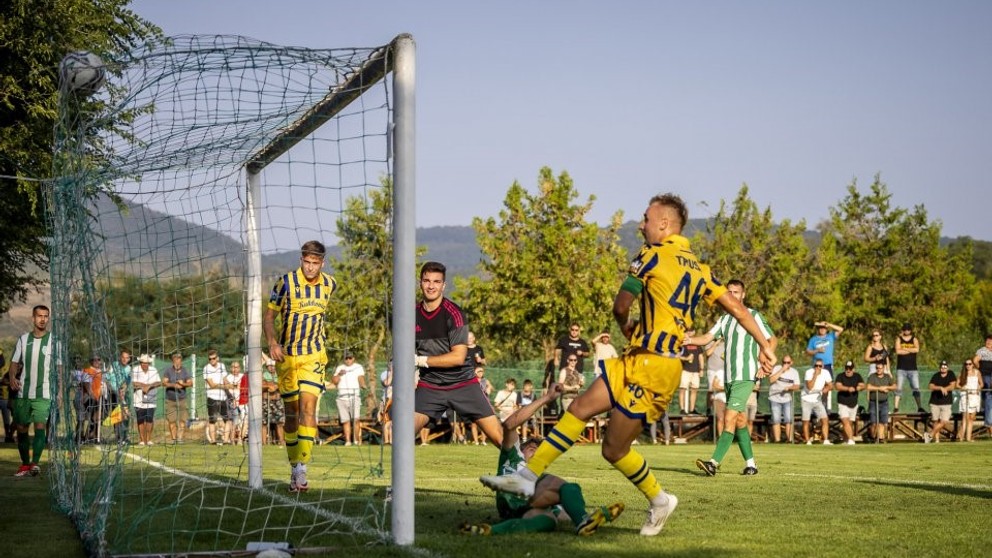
[686,280,776,476]
[7,305,59,477]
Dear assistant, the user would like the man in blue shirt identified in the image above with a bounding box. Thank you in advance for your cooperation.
[805,321,844,373]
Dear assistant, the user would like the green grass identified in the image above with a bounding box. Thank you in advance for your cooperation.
[3,440,990,557]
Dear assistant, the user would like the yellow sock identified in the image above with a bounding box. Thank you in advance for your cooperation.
[285,430,299,465]
[527,412,586,476]
[296,425,317,465]
[613,449,662,501]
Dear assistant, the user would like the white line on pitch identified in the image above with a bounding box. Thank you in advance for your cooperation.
[126,452,444,558]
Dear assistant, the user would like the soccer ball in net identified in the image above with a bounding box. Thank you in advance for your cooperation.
[59,51,106,96]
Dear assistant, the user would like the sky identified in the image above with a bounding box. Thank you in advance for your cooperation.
[130,0,992,241]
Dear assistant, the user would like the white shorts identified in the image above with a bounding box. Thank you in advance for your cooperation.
[680,371,701,389]
[964,392,981,413]
[931,404,952,422]
[337,396,362,422]
[837,403,858,420]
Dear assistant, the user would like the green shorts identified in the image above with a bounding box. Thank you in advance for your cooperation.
[13,398,52,425]
[725,381,755,413]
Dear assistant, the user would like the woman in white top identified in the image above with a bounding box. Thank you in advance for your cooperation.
[958,360,983,442]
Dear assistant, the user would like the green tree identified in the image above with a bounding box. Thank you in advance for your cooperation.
[0,0,160,315]
[70,273,244,361]
[692,185,813,351]
[325,179,422,393]
[823,175,977,363]
[457,167,627,362]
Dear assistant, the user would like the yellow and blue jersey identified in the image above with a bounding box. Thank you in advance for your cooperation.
[267,268,336,356]
[623,235,726,356]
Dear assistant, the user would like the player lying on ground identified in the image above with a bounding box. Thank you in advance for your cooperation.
[461,383,624,536]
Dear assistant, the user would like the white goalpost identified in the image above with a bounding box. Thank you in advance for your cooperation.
[49,33,417,555]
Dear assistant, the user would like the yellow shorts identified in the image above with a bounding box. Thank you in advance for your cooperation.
[277,352,327,402]
[600,349,681,424]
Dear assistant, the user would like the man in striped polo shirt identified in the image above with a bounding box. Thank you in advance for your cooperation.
[7,305,59,477]
[688,279,776,476]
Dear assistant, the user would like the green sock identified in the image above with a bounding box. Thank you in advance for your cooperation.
[558,482,588,524]
[17,431,31,465]
[711,430,735,464]
[490,514,557,535]
[736,427,754,461]
[32,428,47,464]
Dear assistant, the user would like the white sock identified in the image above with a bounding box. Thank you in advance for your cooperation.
[650,491,670,507]
[746,458,756,468]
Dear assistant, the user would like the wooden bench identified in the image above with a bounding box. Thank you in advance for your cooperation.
[317,416,384,444]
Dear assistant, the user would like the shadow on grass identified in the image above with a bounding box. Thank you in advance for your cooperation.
[856,479,992,499]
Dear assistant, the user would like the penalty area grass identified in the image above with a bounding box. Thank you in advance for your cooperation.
[4,440,989,557]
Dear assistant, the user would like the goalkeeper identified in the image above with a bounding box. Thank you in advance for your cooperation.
[462,382,624,536]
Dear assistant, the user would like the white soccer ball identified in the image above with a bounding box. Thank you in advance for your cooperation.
[60,51,106,96]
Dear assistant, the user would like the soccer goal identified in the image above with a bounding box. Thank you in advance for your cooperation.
[47,34,415,556]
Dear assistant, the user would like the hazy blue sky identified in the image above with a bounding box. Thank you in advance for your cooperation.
[132,0,991,240]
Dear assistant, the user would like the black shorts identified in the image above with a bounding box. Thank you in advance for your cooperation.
[207,398,230,423]
[136,407,155,425]
[416,383,495,423]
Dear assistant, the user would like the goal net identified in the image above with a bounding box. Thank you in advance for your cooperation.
[47,34,414,557]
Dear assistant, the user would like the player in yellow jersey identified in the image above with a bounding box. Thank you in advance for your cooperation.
[264,240,337,492]
[481,193,777,536]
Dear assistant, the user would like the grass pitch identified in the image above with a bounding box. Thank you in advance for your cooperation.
[2,440,989,557]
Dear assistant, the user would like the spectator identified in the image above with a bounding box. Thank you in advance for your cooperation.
[925,360,956,444]
[0,354,12,443]
[834,360,865,445]
[162,352,192,444]
[893,323,923,413]
[864,329,890,372]
[330,352,366,446]
[801,358,833,445]
[806,321,844,373]
[704,339,726,430]
[494,378,519,423]
[649,411,671,446]
[203,349,229,445]
[467,331,486,367]
[678,330,704,415]
[72,357,92,443]
[105,349,133,443]
[766,356,800,443]
[974,334,992,429]
[516,379,538,441]
[237,363,250,444]
[866,362,897,443]
[226,361,245,445]
[745,382,759,437]
[8,305,59,476]
[591,331,618,377]
[81,356,104,441]
[558,355,585,413]
[263,359,285,445]
[554,323,591,374]
[958,359,983,442]
[132,354,161,446]
[471,367,493,445]
[379,361,393,445]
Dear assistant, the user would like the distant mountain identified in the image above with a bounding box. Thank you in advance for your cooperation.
[38,198,992,284]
